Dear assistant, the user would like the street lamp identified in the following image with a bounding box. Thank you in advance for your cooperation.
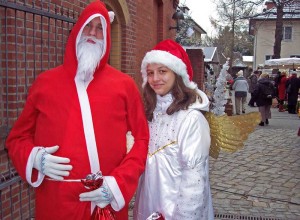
[169,10,184,31]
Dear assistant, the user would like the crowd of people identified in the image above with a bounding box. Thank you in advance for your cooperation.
[230,69,300,126]
[278,71,300,114]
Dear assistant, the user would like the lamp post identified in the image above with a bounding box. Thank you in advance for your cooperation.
[169,10,184,32]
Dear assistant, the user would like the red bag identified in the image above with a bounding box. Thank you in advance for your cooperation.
[91,206,116,220]
[147,212,165,220]
[81,172,116,220]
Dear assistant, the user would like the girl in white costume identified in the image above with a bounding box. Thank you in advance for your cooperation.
[134,39,214,220]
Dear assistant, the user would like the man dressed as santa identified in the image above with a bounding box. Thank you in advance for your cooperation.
[6,1,149,219]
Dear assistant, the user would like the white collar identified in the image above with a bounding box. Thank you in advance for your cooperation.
[155,93,173,113]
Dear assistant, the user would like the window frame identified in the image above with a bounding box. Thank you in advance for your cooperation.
[282,26,292,41]
[265,55,272,60]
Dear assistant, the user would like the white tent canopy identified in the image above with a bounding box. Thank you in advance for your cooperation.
[264,57,300,69]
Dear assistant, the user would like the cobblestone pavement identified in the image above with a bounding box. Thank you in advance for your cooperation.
[128,105,300,220]
[210,127,300,220]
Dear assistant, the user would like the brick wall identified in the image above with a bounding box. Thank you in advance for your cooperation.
[187,49,205,90]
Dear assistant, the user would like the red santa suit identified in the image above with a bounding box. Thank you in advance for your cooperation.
[6,1,149,219]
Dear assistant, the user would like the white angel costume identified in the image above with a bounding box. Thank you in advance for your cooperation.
[134,91,214,220]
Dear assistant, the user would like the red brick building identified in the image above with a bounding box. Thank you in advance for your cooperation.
[0,0,205,218]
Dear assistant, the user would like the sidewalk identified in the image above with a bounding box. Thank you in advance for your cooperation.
[211,95,300,219]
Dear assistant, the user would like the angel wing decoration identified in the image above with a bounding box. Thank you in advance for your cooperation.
[125,111,260,160]
[205,59,261,159]
[205,111,260,159]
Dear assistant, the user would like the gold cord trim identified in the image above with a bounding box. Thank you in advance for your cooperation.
[148,141,177,157]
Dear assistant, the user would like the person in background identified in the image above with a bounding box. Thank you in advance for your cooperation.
[232,70,249,115]
[277,71,288,112]
[273,71,281,103]
[247,70,260,107]
[253,73,275,126]
[226,72,234,91]
[286,71,300,114]
[5,1,149,219]
[133,39,214,220]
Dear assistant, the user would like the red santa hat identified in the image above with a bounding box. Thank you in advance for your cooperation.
[141,39,197,89]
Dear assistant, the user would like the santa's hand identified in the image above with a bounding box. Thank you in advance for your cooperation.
[79,180,113,208]
[33,145,72,180]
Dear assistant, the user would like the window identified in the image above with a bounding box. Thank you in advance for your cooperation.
[265,55,272,60]
[283,26,292,40]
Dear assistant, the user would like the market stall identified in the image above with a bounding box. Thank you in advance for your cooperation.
[264,57,300,74]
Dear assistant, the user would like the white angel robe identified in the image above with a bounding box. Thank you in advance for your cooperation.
[134,92,214,220]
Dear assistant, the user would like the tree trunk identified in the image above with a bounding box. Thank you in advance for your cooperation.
[229,28,235,74]
[273,4,284,59]
[229,0,236,74]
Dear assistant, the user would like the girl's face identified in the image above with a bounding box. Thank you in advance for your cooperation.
[146,63,176,96]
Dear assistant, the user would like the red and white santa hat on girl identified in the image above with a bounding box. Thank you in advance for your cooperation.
[141,39,197,89]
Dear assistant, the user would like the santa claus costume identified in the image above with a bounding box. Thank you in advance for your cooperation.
[133,40,214,220]
[6,1,149,219]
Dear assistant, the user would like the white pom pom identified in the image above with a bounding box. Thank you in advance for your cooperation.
[108,11,115,23]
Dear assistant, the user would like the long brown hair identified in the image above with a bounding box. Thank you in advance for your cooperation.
[143,74,201,121]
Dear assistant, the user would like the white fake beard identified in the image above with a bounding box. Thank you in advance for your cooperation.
[76,35,104,82]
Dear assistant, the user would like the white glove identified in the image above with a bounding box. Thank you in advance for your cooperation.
[33,145,72,180]
[79,180,113,208]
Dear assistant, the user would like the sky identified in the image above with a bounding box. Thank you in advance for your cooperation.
[180,0,216,36]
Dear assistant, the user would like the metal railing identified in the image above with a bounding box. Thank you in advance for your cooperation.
[0,1,79,219]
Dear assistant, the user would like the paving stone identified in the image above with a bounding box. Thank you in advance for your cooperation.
[253,201,268,208]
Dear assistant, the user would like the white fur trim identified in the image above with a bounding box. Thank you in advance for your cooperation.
[104,176,125,211]
[75,77,100,214]
[141,50,196,89]
[26,147,45,187]
[108,11,115,23]
[75,78,100,174]
[196,89,210,111]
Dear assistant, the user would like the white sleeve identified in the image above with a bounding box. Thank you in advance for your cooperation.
[103,176,125,211]
[26,147,45,187]
[172,111,212,220]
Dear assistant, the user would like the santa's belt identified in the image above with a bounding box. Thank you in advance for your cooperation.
[46,178,82,182]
